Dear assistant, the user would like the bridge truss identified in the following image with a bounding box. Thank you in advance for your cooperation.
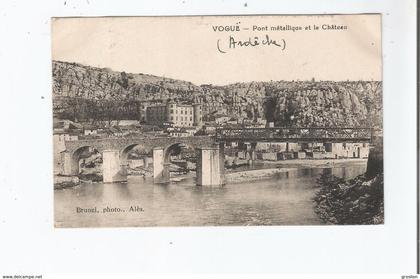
[215,127,373,143]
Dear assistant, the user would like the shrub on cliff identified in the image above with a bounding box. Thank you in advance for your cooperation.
[314,172,384,225]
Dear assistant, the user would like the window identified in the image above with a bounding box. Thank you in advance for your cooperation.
[170,109,173,113]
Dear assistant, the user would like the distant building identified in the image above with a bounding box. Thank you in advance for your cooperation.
[214,115,230,124]
[267,122,275,128]
[255,142,287,152]
[83,125,98,136]
[118,120,140,126]
[100,126,123,137]
[256,117,267,127]
[202,124,219,135]
[145,100,203,128]
[53,132,79,143]
[53,131,79,175]
[168,127,192,137]
[53,119,83,134]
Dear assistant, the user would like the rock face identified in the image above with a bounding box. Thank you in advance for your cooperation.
[53,61,201,101]
[53,61,382,129]
[314,171,384,225]
[265,81,382,128]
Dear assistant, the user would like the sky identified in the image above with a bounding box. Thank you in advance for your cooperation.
[52,15,382,85]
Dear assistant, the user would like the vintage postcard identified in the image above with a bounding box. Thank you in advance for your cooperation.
[52,15,383,228]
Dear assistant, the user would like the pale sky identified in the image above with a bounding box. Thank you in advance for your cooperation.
[52,15,382,85]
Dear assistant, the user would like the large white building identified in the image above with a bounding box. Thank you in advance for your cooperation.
[145,100,203,127]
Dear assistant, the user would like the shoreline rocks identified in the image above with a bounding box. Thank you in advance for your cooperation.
[313,172,384,225]
[225,168,293,183]
[54,175,80,190]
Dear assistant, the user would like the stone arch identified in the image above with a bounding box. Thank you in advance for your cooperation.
[162,142,197,164]
[153,142,198,184]
[69,145,100,175]
[120,143,153,163]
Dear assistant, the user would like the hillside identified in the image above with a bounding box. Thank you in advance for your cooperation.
[52,61,382,128]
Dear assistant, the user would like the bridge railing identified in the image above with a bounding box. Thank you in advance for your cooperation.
[215,127,374,142]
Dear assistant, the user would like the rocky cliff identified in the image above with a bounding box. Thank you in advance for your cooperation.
[53,60,382,128]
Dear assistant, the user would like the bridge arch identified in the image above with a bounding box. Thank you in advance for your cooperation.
[162,142,196,164]
[152,142,199,184]
[68,145,101,175]
[120,143,153,163]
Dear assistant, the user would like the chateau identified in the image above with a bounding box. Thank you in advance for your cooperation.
[145,99,203,127]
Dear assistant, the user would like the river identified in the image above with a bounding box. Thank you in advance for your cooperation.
[54,163,367,228]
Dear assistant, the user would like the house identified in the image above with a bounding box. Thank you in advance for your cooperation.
[214,114,230,124]
[183,127,198,136]
[266,122,275,128]
[53,119,83,135]
[108,126,124,137]
[278,152,295,160]
[324,142,370,159]
[169,128,190,137]
[83,124,98,136]
[202,124,219,135]
[256,117,267,126]
[118,125,139,136]
[118,120,140,126]
[53,131,79,174]
[261,152,279,161]
[227,118,239,125]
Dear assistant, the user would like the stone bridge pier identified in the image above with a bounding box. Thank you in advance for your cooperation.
[196,145,225,186]
[102,150,127,183]
[153,144,225,186]
[152,148,170,184]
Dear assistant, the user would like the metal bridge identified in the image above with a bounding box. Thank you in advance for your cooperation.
[215,127,373,143]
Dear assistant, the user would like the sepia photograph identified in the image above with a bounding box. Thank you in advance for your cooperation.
[1,0,419,274]
[52,15,383,228]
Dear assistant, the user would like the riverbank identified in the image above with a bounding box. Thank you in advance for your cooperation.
[225,158,367,183]
[54,175,80,190]
[251,158,367,169]
[54,158,368,188]
[225,168,295,183]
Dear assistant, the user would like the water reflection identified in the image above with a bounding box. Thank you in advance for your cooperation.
[55,164,367,227]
